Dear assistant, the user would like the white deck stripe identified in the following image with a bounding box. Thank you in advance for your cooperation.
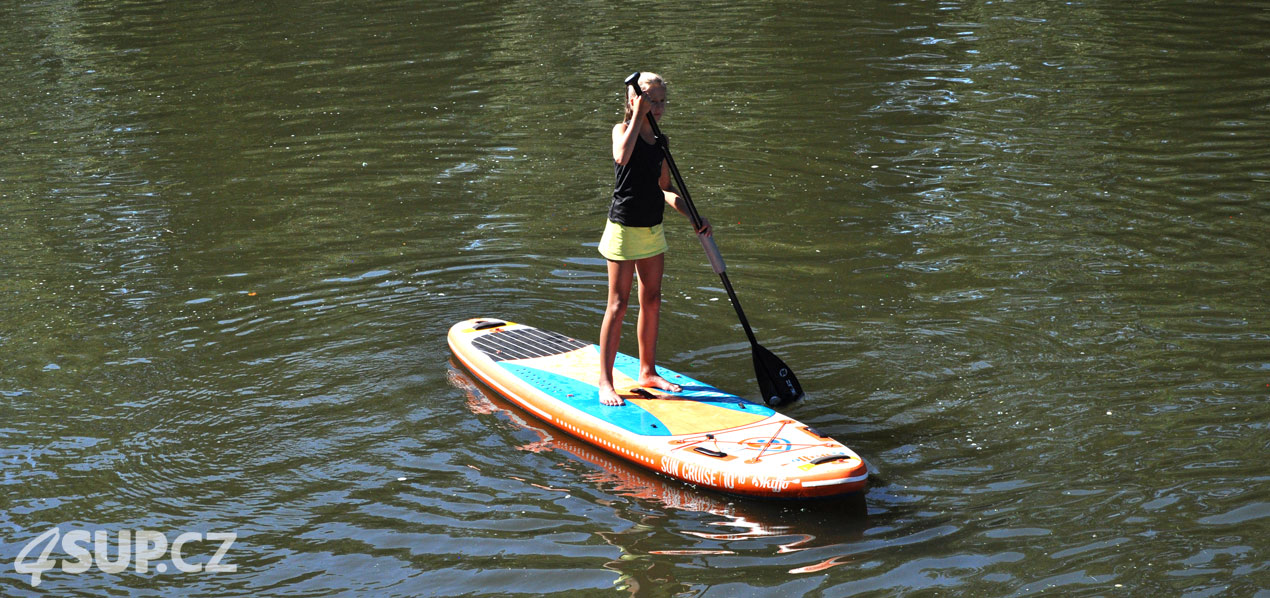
[801,473,869,487]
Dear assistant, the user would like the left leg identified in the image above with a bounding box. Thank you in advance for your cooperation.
[634,254,682,393]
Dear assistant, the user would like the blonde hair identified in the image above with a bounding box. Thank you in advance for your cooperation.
[622,72,666,124]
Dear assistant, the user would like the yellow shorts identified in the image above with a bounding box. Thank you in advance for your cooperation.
[598,219,668,261]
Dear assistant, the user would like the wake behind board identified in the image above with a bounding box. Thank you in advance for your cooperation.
[448,318,868,499]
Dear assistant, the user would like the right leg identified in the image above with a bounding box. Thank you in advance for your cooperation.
[599,259,636,406]
[633,253,681,393]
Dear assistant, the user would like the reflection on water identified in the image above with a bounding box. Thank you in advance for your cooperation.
[448,362,871,583]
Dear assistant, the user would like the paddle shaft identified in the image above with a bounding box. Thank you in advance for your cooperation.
[626,79,762,349]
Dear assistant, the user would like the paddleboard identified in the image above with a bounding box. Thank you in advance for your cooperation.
[448,318,868,499]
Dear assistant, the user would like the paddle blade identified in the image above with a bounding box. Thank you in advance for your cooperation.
[753,344,803,407]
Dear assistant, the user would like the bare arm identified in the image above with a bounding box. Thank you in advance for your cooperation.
[612,94,651,164]
[661,162,712,236]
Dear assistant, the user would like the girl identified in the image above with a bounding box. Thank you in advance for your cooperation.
[597,72,711,407]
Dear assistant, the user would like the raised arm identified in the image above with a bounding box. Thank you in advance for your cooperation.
[612,94,651,165]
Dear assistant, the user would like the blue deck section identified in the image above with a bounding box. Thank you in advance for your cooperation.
[610,350,777,417]
[498,361,673,436]
[495,346,777,436]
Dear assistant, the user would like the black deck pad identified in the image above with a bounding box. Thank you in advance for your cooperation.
[471,327,590,362]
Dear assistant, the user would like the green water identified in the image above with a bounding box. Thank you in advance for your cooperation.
[2,0,1267,596]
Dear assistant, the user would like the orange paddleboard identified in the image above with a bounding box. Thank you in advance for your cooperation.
[448,318,868,499]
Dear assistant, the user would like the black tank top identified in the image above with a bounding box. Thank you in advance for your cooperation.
[610,135,665,227]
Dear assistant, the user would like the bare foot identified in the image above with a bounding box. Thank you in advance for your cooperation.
[638,374,682,394]
[599,385,625,406]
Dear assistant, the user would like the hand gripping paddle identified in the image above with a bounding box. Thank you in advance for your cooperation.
[625,72,804,407]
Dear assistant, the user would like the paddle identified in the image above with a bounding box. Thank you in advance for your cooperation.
[625,72,804,407]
